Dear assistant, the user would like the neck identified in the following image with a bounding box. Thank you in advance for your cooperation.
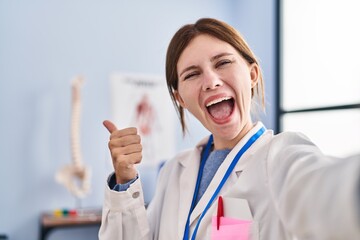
[212,121,254,150]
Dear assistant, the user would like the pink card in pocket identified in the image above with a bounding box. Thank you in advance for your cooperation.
[211,196,252,240]
[211,216,251,240]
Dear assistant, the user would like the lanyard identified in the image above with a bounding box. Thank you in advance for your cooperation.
[182,127,266,240]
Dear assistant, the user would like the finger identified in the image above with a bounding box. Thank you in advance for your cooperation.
[110,143,142,156]
[109,135,141,148]
[103,120,118,134]
[123,152,142,165]
[110,127,138,139]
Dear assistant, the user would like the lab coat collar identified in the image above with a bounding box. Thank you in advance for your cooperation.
[178,148,202,239]
[177,138,207,168]
[178,121,267,168]
[186,122,268,225]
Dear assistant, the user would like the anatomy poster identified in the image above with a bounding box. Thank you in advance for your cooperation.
[110,73,176,167]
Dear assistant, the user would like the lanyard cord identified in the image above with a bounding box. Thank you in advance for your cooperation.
[183,134,213,240]
[183,127,266,240]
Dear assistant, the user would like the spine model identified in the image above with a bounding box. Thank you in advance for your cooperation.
[56,76,91,199]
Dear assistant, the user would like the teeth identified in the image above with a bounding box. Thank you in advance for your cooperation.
[206,97,232,107]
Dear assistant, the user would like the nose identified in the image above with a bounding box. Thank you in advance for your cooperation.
[201,69,223,91]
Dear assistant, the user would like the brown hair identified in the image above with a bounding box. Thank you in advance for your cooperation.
[165,18,265,134]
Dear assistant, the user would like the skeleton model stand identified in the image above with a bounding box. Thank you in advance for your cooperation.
[56,76,91,204]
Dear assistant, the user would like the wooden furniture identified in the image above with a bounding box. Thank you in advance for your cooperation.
[39,208,101,240]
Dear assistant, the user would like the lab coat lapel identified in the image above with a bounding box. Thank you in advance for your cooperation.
[177,142,204,239]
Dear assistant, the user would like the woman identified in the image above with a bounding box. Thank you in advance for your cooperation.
[99,18,360,240]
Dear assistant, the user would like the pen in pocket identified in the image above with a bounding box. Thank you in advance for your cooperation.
[217,196,224,230]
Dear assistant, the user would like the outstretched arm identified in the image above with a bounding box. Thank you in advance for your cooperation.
[268,133,360,239]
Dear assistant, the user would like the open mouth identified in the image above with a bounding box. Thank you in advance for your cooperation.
[206,97,235,121]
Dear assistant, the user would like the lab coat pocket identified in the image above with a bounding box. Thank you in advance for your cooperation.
[211,216,252,240]
[211,197,259,240]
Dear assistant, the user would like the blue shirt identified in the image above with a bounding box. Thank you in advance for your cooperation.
[195,148,231,203]
[108,173,138,191]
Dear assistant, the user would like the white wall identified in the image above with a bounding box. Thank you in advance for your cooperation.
[0,1,276,239]
[232,0,278,130]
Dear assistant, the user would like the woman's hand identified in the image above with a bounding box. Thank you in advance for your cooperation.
[103,120,142,184]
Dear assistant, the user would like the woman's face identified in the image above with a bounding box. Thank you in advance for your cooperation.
[175,34,259,149]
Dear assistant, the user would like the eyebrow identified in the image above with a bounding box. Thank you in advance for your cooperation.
[179,52,234,78]
[210,52,234,62]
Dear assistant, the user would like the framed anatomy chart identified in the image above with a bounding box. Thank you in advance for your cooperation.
[110,73,176,167]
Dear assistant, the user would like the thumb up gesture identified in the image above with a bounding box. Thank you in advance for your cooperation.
[103,120,142,184]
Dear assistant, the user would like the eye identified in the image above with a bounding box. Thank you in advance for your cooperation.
[215,59,232,68]
[183,71,199,81]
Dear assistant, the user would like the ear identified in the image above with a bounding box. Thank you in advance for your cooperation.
[249,63,259,88]
[174,90,187,108]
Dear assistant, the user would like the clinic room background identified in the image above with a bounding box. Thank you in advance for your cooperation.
[1,0,359,239]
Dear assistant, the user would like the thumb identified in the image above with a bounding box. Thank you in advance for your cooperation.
[103,120,118,134]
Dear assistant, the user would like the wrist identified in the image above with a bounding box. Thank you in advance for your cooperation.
[115,172,137,184]
[112,175,138,192]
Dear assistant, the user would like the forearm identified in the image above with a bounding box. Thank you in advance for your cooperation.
[269,145,360,239]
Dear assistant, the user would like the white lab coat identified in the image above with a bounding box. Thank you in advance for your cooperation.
[99,122,360,240]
